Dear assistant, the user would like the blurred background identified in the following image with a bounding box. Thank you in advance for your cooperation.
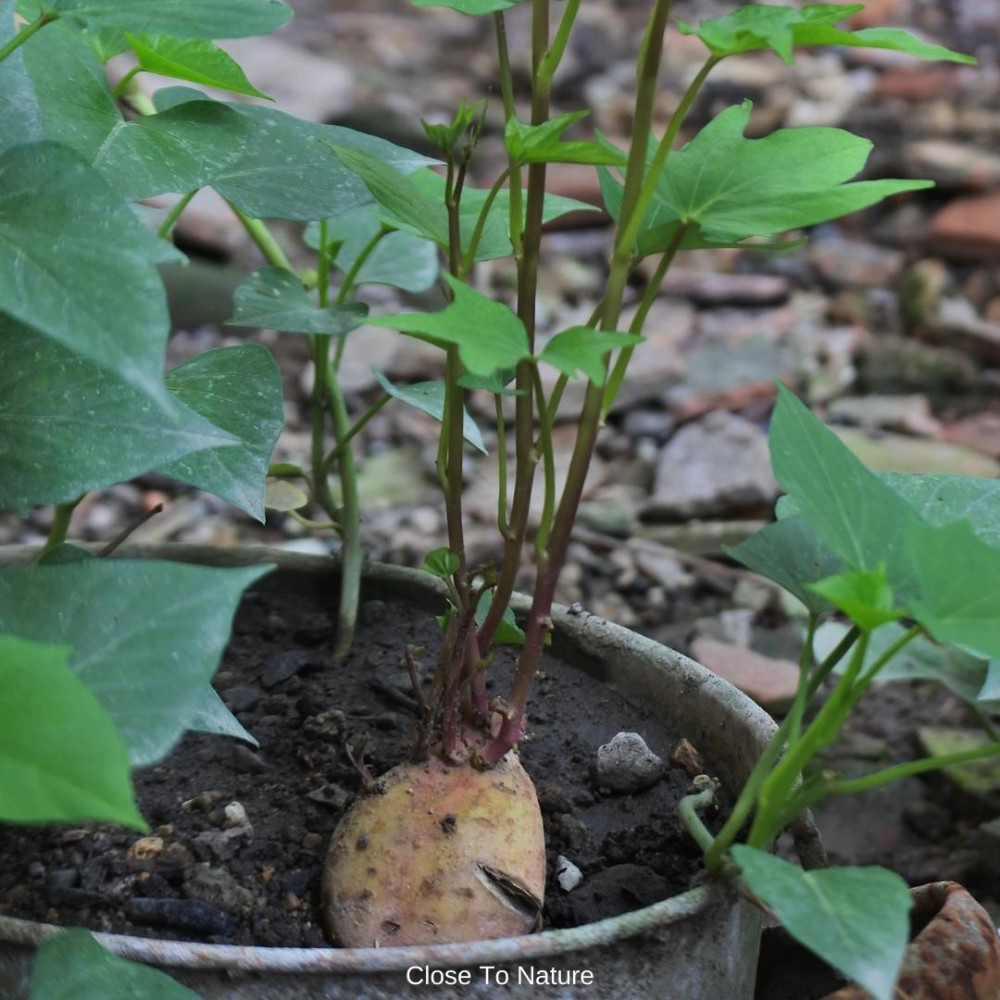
[4,0,999,920]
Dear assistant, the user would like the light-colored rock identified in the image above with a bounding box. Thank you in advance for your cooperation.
[556,856,583,893]
[828,395,942,438]
[808,234,904,289]
[693,609,755,649]
[902,139,1000,190]
[943,413,1000,459]
[834,427,1000,477]
[591,732,665,794]
[645,410,779,520]
[691,639,800,715]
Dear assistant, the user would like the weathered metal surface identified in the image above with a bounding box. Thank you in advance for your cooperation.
[0,545,825,999]
[824,882,1000,1000]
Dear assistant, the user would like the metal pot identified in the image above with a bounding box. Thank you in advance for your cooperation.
[0,544,824,999]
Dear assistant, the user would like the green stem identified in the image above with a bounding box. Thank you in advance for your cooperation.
[678,778,719,855]
[41,498,81,555]
[532,366,557,557]
[493,12,523,258]
[602,222,687,414]
[120,78,157,116]
[157,189,198,241]
[806,625,861,701]
[0,12,55,66]
[113,65,141,98]
[323,394,390,473]
[537,0,582,86]
[460,166,512,275]
[228,202,292,270]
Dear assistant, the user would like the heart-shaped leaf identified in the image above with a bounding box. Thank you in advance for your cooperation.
[158,345,285,521]
[125,33,270,98]
[0,320,238,514]
[265,478,309,512]
[0,636,144,829]
[0,560,271,767]
[373,368,487,454]
[733,847,911,1000]
[229,266,369,335]
[304,205,440,292]
[368,274,530,376]
[679,3,973,65]
[32,0,292,38]
[31,929,200,1000]
[539,326,643,385]
[808,566,905,632]
[0,141,179,402]
[422,548,460,579]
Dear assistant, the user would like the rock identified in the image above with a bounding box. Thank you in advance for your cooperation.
[873,67,962,102]
[126,837,164,862]
[636,519,767,555]
[827,394,942,438]
[691,639,800,714]
[184,865,254,913]
[943,413,1000,459]
[925,296,1000,365]
[222,801,250,830]
[306,783,351,811]
[538,785,576,816]
[129,897,233,937]
[917,727,1000,804]
[591,732,665,794]
[191,826,251,862]
[732,577,775,613]
[223,684,263,713]
[658,269,791,307]
[555,856,583,893]
[576,501,634,538]
[694,609,755,648]
[621,408,677,442]
[808,233,904,289]
[645,411,778,521]
[928,191,1000,259]
[261,650,312,688]
[669,738,705,780]
[857,336,978,395]
[633,547,695,593]
[901,139,1000,189]
[834,427,1000,477]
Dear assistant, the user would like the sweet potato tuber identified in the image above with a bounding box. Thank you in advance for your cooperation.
[322,752,545,947]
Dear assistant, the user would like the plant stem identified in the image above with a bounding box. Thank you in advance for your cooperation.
[112,65,141,98]
[493,12,523,258]
[323,394,390,473]
[98,503,164,557]
[678,778,720,855]
[0,11,55,66]
[41,498,81,555]
[120,78,157,116]
[228,202,292,270]
[494,394,509,537]
[476,0,551,657]
[460,166,512,275]
[806,625,861,700]
[156,190,198,240]
[537,0,582,85]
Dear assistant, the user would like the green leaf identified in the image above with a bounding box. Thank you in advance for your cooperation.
[154,86,437,221]
[158,345,285,522]
[0,636,144,829]
[539,327,643,385]
[229,266,369,335]
[809,566,904,632]
[0,141,178,403]
[505,111,627,166]
[0,320,239,515]
[368,274,531,377]
[422,548,460,579]
[410,169,598,261]
[637,102,932,245]
[31,929,200,1000]
[15,26,255,198]
[727,515,846,615]
[373,368,487,454]
[265,478,309,512]
[679,3,973,65]
[187,688,257,747]
[421,98,484,153]
[815,621,996,709]
[43,0,292,37]
[324,144,448,246]
[0,561,271,766]
[305,205,440,293]
[38,544,96,566]
[733,847,911,1000]
[126,33,270,98]
[410,0,519,12]
[456,368,521,394]
[882,473,1000,549]
[475,591,525,647]
[768,384,920,596]
[908,518,1000,660]
[0,1,41,148]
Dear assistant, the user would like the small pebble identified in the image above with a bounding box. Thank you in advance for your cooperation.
[592,732,665,794]
[556,856,583,893]
[222,802,250,830]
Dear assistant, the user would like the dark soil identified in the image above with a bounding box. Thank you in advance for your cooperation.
[0,568,719,947]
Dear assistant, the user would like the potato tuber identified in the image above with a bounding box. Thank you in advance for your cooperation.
[322,752,545,947]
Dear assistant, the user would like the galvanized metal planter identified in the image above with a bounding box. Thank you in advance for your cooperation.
[0,544,822,999]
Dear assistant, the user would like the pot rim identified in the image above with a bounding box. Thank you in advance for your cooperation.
[0,543,804,974]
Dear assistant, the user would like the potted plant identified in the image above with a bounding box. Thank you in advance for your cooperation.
[0,0,996,997]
